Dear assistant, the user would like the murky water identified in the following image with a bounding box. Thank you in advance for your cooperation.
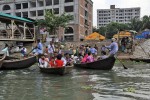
[0,62,150,100]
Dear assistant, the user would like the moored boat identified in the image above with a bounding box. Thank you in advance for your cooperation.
[0,53,6,68]
[130,58,150,63]
[39,66,73,75]
[1,55,37,70]
[74,56,116,70]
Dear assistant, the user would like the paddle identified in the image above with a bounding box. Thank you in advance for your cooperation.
[27,47,36,56]
[136,41,150,57]
[115,56,128,69]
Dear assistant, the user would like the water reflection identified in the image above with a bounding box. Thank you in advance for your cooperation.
[0,62,150,100]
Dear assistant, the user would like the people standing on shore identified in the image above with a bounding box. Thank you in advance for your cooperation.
[105,38,118,57]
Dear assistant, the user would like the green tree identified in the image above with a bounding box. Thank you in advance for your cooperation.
[98,26,107,36]
[128,17,143,32]
[37,10,73,37]
[141,15,150,30]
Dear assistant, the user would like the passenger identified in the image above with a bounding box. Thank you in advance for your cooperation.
[55,54,64,68]
[86,52,94,63]
[39,54,49,68]
[65,53,73,66]
[98,51,108,60]
[49,57,55,68]
[2,44,9,56]
[20,47,27,57]
[81,54,88,63]
[61,52,67,66]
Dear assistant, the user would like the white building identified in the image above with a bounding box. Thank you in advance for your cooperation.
[97,5,140,28]
[0,0,93,41]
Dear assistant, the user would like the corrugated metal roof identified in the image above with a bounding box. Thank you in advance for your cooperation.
[0,13,33,23]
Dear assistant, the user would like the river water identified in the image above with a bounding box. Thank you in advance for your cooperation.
[0,62,150,100]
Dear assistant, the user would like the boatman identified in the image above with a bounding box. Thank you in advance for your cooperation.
[105,38,118,57]
[1,44,9,56]
[35,39,43,55]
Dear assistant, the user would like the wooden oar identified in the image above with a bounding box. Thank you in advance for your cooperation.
[116,56,128,69]
[27,47,36,56]
[137,41,150,57]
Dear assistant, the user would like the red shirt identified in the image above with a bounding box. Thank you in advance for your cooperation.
[55,60,63,68]
[49,61,55,67]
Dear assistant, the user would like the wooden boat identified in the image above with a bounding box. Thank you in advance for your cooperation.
[0,53,6,68]
[74,56,116,70]
[1,55,37,70]
[39,66,73,75]
[130,58,150,63]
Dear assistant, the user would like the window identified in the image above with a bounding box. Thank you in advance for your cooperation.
[38,10,44,16]
[46,0,52,6]
[54,0,59,5]
[85,10,88,17]
[22,3,28,9]
[85,19,88,25]
[15,4,21,9]
[22,12,28,17]
[64,36,74,41]
[38,1,44,7]
[64,6,74,12]
[3,5,11,10]
[65,27,74,34]
[30,11,36,17]
[53,8,59,14]
[16,12,21,17]
[65,0,73,3]
[30,1,36,8]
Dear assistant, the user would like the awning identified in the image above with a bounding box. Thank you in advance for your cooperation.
[85,32,105,40]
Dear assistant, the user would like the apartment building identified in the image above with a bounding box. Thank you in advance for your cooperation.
[97,5,140,28]
[0,0,93,41]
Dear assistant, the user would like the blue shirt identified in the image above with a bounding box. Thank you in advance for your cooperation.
[90,47,97,54]
[105,42,118,55]
[36,42,43,54]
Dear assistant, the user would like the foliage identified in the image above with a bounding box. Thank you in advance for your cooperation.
[37,10,73,35]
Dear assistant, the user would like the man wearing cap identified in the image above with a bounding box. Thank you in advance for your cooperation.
[105,38,118,57]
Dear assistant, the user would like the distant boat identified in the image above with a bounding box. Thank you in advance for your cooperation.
[39,66,73,75]
[130,58,150,63]
[1,55,37,70]
[74,57,116,70]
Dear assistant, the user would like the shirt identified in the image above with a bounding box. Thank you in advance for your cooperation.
[48,44,55,53]
[105,42,118,55]
[55,60,63,68]
[36,42,43,54]
[86,56,94,62]
[2,47,9,56]
[90,48,97,54]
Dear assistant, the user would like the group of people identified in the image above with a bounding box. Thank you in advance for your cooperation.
[1,37,118,68]
[120,37,133,53]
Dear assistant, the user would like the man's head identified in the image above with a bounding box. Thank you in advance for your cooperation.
[111,38,116,42]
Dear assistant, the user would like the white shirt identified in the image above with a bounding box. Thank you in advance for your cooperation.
[48,44,55,53]
[2,47,9,56]
[61,57,67,66]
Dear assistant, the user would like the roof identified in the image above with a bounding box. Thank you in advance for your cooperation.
[0,13,33,23]
[85,32,105,40]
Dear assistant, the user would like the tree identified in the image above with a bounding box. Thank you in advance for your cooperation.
[98,26,107,36]
[141,15,150,30]
[128,17,143,32]
[37,10,73,37]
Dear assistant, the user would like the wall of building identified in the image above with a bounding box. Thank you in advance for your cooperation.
[97,5,140,28]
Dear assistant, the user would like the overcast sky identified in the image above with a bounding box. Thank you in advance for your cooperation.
[92,0,150,26]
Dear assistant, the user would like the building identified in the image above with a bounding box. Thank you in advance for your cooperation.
[0,0,93,41]
[97,5,140,28]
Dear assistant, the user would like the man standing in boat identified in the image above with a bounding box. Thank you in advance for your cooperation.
[35,39,43,55]
[105,38,118,57]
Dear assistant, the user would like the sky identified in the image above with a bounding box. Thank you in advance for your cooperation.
[92,0,150,26]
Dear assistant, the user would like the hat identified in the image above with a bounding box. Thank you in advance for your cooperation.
[111,38,116,42]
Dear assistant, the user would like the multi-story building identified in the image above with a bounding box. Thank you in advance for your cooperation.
[0,0,93,41]
[97,5,140,28]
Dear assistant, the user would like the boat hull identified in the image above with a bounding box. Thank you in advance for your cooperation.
[1,56,37,70]
[39,66,73,75]
[74,57,116,70]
